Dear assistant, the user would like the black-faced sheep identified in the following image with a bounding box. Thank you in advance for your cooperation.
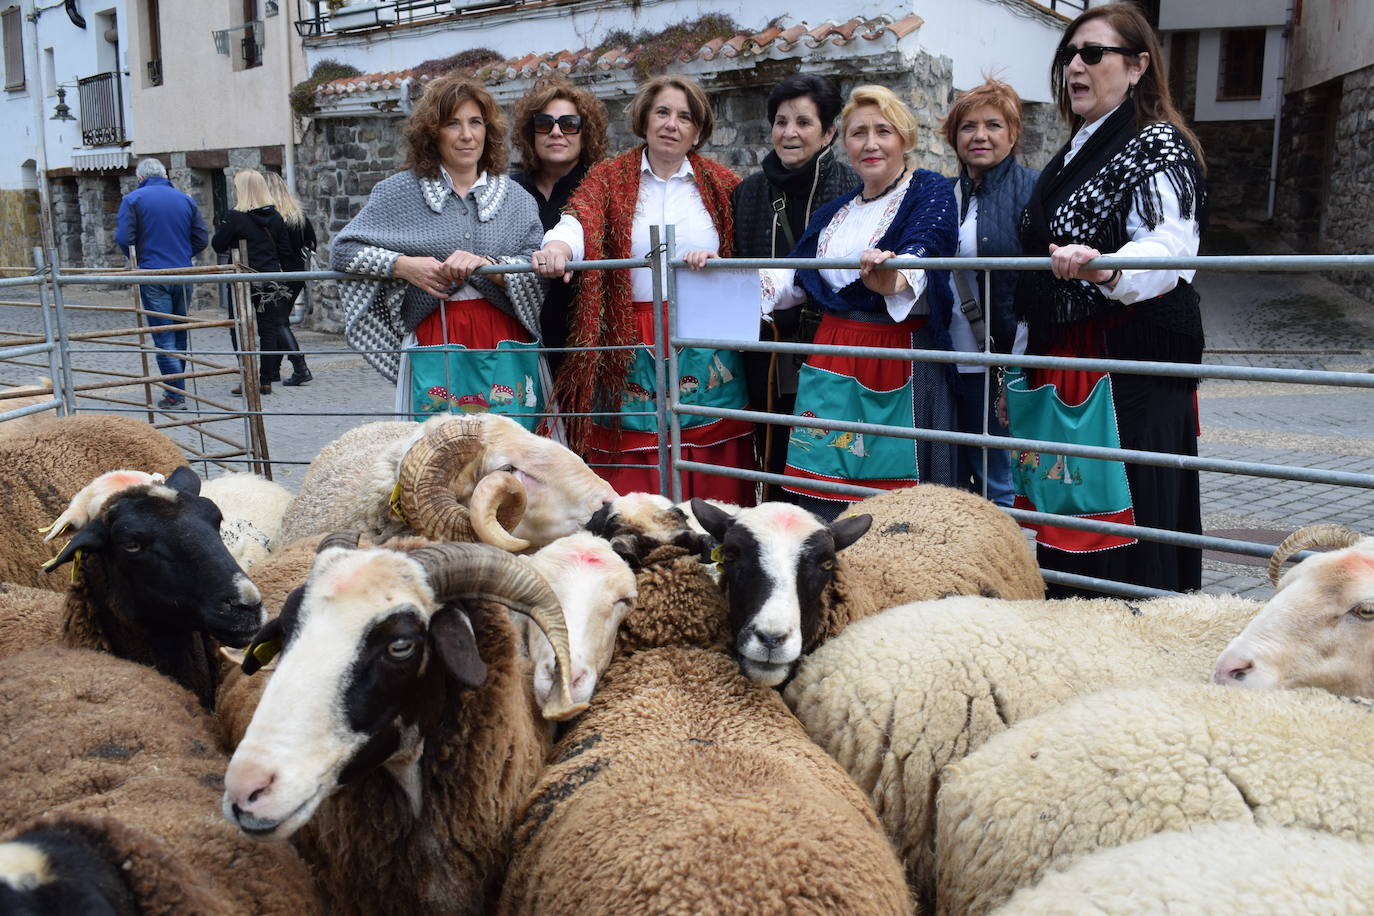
[994,823,1374,914]
[277,413,616,552]
[498,647,913,915]
[200,472,295,569]
[222,536,582,916]
[0,415,187,589]
[783,592,1262,909]
[0,468,265,710]
[1213,523,1374,697]
[0,646,319,915]
[935,685,1374,915]
[837,484,1045,606]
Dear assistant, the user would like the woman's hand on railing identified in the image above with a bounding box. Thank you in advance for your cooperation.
[444,249,501,287]
[682,250,719,270]
[393,255,453,299]
[532,243,574,283]
[858,248,908,296]
[1048,243,1114,285]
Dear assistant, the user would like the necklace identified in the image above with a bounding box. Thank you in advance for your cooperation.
[858,168,907,204]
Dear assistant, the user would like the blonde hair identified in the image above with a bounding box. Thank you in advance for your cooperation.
[231,169,273,212]
[263,170,305,229]
[840,85,919,155]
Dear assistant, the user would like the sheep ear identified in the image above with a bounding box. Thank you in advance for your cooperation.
[690,498,734,541]
[585,502,615,536]
[242,615,285,675]
[166,466,202,496]
[830,513,872,552]
[430,607,487,689]
[607,535,643,572]
[41,521,107,572]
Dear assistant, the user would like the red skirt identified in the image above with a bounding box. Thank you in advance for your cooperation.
[414,297,532,348]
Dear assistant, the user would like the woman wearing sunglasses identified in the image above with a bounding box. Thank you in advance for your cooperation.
[332,74,548,425]
[532,74,758,504]
[1010,1,1207,595]
[512,79,609,373]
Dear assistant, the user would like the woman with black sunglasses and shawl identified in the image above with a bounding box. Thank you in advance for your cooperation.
[1010,2,1207,595]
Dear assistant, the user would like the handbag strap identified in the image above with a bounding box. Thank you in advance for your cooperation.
[768,183,797,254]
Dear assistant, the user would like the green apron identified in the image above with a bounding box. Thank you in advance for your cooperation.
[611,345,748,434]
[786,363,919,482]
[408,340,544,430]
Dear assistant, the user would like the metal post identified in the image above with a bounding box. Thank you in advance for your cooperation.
[979,268,992,501]
[648,226,672,498]
[130,245,157,422]
[664,224,683,504]
[32,247,68,416]
[44,248,78,415]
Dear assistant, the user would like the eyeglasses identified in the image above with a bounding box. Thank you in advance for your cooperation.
[1055,44,1140,68]
[532,113,583,135]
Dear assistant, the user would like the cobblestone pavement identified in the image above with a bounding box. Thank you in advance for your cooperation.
[4,257,1372,603]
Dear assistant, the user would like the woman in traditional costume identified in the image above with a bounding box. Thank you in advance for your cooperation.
[332,74,547,426]
[760,84,959,520]
[533,75,757,503]
[1010,1,1207,594]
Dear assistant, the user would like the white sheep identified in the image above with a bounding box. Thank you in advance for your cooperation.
[200,472,295,569]
[783,592,1261,909]
[935,684,1374,915]
[1214,523,1374,697]
[278,413,615,552]
[993,823,1374,914]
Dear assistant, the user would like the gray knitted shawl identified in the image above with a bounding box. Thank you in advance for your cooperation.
[331,170,547,382]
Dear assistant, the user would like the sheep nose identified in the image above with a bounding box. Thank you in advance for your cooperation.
[226,760,276,811]
[1213,656,1254,684]
[754,630,787,651]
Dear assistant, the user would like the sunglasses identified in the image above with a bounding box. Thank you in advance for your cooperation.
[1056,44,1140,68]
[532,113,583,135]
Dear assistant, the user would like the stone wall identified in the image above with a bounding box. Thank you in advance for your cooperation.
[1273,78,1340,247]
[1322,63,1374,304]
[1192,118,1274,221]
[0,188,42,274]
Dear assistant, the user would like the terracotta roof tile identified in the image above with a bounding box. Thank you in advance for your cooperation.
[315,15,924,97]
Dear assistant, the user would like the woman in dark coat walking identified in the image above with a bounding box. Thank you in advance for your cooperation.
[212,169,296,395]
[733,73,857,497]
[264,170,315,386]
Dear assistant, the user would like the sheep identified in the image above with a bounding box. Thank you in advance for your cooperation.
[585,492,714,565]
[1213,523,1374,697]
[0,582,64,662]
[0,415,186,589]
[497,646,913,915]
[222,534,583,916]
[277,413,616,552]
[837,484,1045,606]
[200,472,295,569]
[517,531,638,716]
[783,591,1262,909]
[691,497,877,686]
[934,684,1374,915]
[0,466,265,709]
[0,645,319,915]
[0,376,57,437]
[993,823,1374,914]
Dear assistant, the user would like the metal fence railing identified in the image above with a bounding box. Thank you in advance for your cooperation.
[4,238,1373,600]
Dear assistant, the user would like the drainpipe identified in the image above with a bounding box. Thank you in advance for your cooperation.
[1267,2,1293,220]
[25,0,59,258]
[280,0,297,193]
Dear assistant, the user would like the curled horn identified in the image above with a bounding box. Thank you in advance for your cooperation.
[409,542,586,720]
[469,471,529,552]
[1268,524,1363,586]
[396,419,526,549]
[317,530,363,553]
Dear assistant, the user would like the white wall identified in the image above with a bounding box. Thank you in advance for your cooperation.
[307,0,1068,103]
[1190,26,1284,121]
[1158,0,1287,31]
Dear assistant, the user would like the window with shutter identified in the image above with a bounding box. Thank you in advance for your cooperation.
[3,7,25,91]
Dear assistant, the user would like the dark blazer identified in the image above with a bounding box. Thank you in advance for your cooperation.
[211,206,294,274]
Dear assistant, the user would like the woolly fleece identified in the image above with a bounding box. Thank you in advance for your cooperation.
[936,685,1374,915]
[994,823,1374,915]
[0,646,318,914]
[201,472,295,569]
[499,647,913,914]
[784,592,1260,907]
[0,581,62,660]
[613,544,732,655]
[838,484,1044,606]
[0,415,185,589]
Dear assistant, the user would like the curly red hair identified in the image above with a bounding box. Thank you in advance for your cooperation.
[401,74,508,178]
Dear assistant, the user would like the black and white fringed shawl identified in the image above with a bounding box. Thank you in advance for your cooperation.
[1016,101,1206,370]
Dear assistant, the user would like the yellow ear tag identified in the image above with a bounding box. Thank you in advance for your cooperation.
[70,549,82,585]
[250,639,281,667]
[710,544,724,573]
[388,480,408,524]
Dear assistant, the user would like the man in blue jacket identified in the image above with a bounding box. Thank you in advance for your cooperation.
[115,158,209,409]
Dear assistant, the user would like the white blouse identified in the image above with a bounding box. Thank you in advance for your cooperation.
[760,174,926,323]
[1066,105,1200,305]
[543,151,720,303]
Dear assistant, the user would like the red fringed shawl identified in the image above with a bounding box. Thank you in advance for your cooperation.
[554,146,740,454]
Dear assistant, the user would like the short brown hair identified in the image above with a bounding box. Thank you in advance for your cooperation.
[626,75,715,148]
[511,78,610,175]
[401,74,508,179]
[840,85,919,155]
[941,79,1024,151]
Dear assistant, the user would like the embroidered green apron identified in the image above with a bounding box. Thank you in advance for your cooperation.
[786,364,919,482]
[612,346,748,434]
[1004,367,1131,518]
[408,340,544,430]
